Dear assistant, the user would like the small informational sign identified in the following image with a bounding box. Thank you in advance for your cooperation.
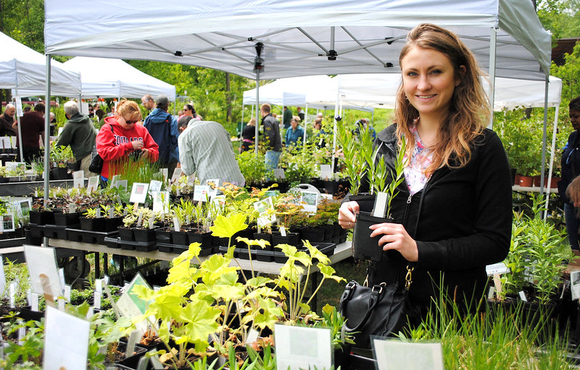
[300,190,319,214]
[43,305,90,370]
[319,164,332,180]
[254,197,276,227]
[130,182,149,204]
[72,170,85,188]
[24,246,62,299]
[159,168,168,182]
[116,273,151,318]
[171,167,182,184]
[193,185,210,202]
[274,324,332,370]
[152,191,170,214]
[273,168,285,179]
[373,340,444,370]
[116,179,128,190]
[87,176,99,193]
[110,174,121,188]
[486,262,510,276]
[0,137,10,149]
[0,214,15,232]
[0,256,5,298]
[571,270,580,300]
[149,180,162,195]
[372,192,389,218]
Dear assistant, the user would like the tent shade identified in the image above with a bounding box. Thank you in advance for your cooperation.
[0,32,81,96]
[57,57,176,101]
[44,0,550,81]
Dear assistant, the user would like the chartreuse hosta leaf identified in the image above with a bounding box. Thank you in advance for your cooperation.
[237,236,271,249]
[210,212,247,239]
[304,240,330,264]
[318,264,345,283]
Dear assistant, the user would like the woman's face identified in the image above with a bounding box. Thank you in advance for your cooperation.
[118,115,139,129]
[401,46,462,122]
[570,109,580,131]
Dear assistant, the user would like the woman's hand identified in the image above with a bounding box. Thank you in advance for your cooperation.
[131,140,144,150]
[140,148,150,160]
[369,223,419,262]
[339,201,359,229]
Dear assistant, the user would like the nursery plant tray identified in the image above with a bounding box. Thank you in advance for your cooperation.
[103,237,157,251]
[42,224,70,240]
[66,228,119,244]
[157,242,217,255]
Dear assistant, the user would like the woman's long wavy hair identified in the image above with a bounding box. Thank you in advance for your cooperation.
[395,23,491,174]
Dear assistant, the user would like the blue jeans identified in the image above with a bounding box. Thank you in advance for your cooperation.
[265,150,281,173]
[564,202,580,250]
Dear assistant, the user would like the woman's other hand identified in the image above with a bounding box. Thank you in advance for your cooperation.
[369,223,419,262]
[339,201,359,229]
[131,140,144,150]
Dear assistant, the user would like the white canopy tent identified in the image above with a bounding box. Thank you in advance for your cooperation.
[61,57,176,101]
[0,32,81,97]
[43,0,553,193]
[0,31,82,161]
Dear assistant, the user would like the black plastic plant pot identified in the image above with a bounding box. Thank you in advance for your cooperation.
[118,227,134,242]
[104,217,123,232]
[53,212,80,227]
[187,230,214,249]
[271,231,300,248]
[133,228,156,243]
[79,217,105,232]
[171,230,188,246]
[352,211,392,262]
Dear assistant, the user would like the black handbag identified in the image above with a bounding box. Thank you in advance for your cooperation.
[339,265,419,349]
[88,154,104,173]
[89,124,114,174]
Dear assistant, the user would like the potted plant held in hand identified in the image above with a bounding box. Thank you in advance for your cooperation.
[352,136,407,261]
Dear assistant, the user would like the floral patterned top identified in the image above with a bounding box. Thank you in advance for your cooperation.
[404,125,433,195]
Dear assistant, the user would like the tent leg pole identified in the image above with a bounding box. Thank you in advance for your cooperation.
[254,70,260,156]
[44,55,52,209]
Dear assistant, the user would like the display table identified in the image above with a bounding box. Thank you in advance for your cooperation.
[512,185,557,193]
[47,238,353,275]
[0,179,76,196]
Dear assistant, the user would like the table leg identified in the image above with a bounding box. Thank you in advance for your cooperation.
[95,252,100,279]
[103,253,109,277]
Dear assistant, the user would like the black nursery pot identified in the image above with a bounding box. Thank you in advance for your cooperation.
[352,211,392,261]
[104,217,123,232]
[271,231,300,248]
[53,212,80,227]
[118,227,134,241]
[171,230,189,246]
[187,230,214,249]
[79,217,105,232]
[133,228,156,242]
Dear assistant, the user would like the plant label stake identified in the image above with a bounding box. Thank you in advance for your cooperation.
[493,273,503,299]
[30,292,39,312]
[40,273,56,308]
[8,281,16,308]
[372,192,389,218]
[126,330,140,358]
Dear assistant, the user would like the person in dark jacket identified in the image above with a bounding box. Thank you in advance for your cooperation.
[0,104,17,137]
[15,103,45,163]
[558,96,580,251]
[261,103,282,172]
[338,23,512,318]
[143,95,179,177]
[56,100,98,176]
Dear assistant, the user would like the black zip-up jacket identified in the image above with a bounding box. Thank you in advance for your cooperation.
[350,124,512,313]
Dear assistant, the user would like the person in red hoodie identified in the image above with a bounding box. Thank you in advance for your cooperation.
[96,99,159,184]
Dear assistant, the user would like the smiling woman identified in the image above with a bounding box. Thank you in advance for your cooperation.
[338,23,512,335]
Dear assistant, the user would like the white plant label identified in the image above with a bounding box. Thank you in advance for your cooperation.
[44,305,90,370]
[373,340,444,370]
[274,324,332,370]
